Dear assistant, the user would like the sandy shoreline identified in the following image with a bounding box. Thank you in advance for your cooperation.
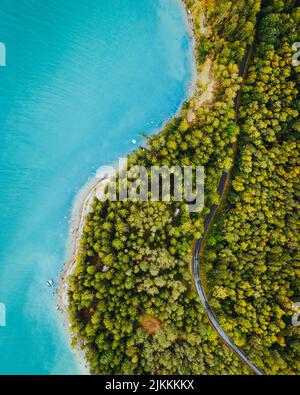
[56,0,198,375]
[56,175,110,374]
[181,0,198,95]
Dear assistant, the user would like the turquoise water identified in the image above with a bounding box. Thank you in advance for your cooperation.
[0,0,194,374]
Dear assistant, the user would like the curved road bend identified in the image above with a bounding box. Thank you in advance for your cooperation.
[193,239,264,375]
[192,46,265,375]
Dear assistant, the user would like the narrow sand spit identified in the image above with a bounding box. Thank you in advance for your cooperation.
[197,59,215,105]
[187,58,215,122]
[185,7,215,122]
[56,174,111,374]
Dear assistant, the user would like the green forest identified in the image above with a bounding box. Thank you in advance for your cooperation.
[203,0,300,374]
[67,0,299,375]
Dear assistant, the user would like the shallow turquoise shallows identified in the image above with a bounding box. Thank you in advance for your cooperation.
[0,0,194,374]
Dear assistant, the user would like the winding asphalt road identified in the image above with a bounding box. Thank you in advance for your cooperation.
[192,46,265,375]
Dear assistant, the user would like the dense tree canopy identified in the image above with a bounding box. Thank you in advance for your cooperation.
[204,1,300,375]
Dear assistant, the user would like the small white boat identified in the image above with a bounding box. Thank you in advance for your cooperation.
[47,279,54,287]
[131,139,137,145]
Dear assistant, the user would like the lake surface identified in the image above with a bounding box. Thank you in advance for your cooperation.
[0,0,194,374]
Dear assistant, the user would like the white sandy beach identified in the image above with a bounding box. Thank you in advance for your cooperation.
[56,174,111,374]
